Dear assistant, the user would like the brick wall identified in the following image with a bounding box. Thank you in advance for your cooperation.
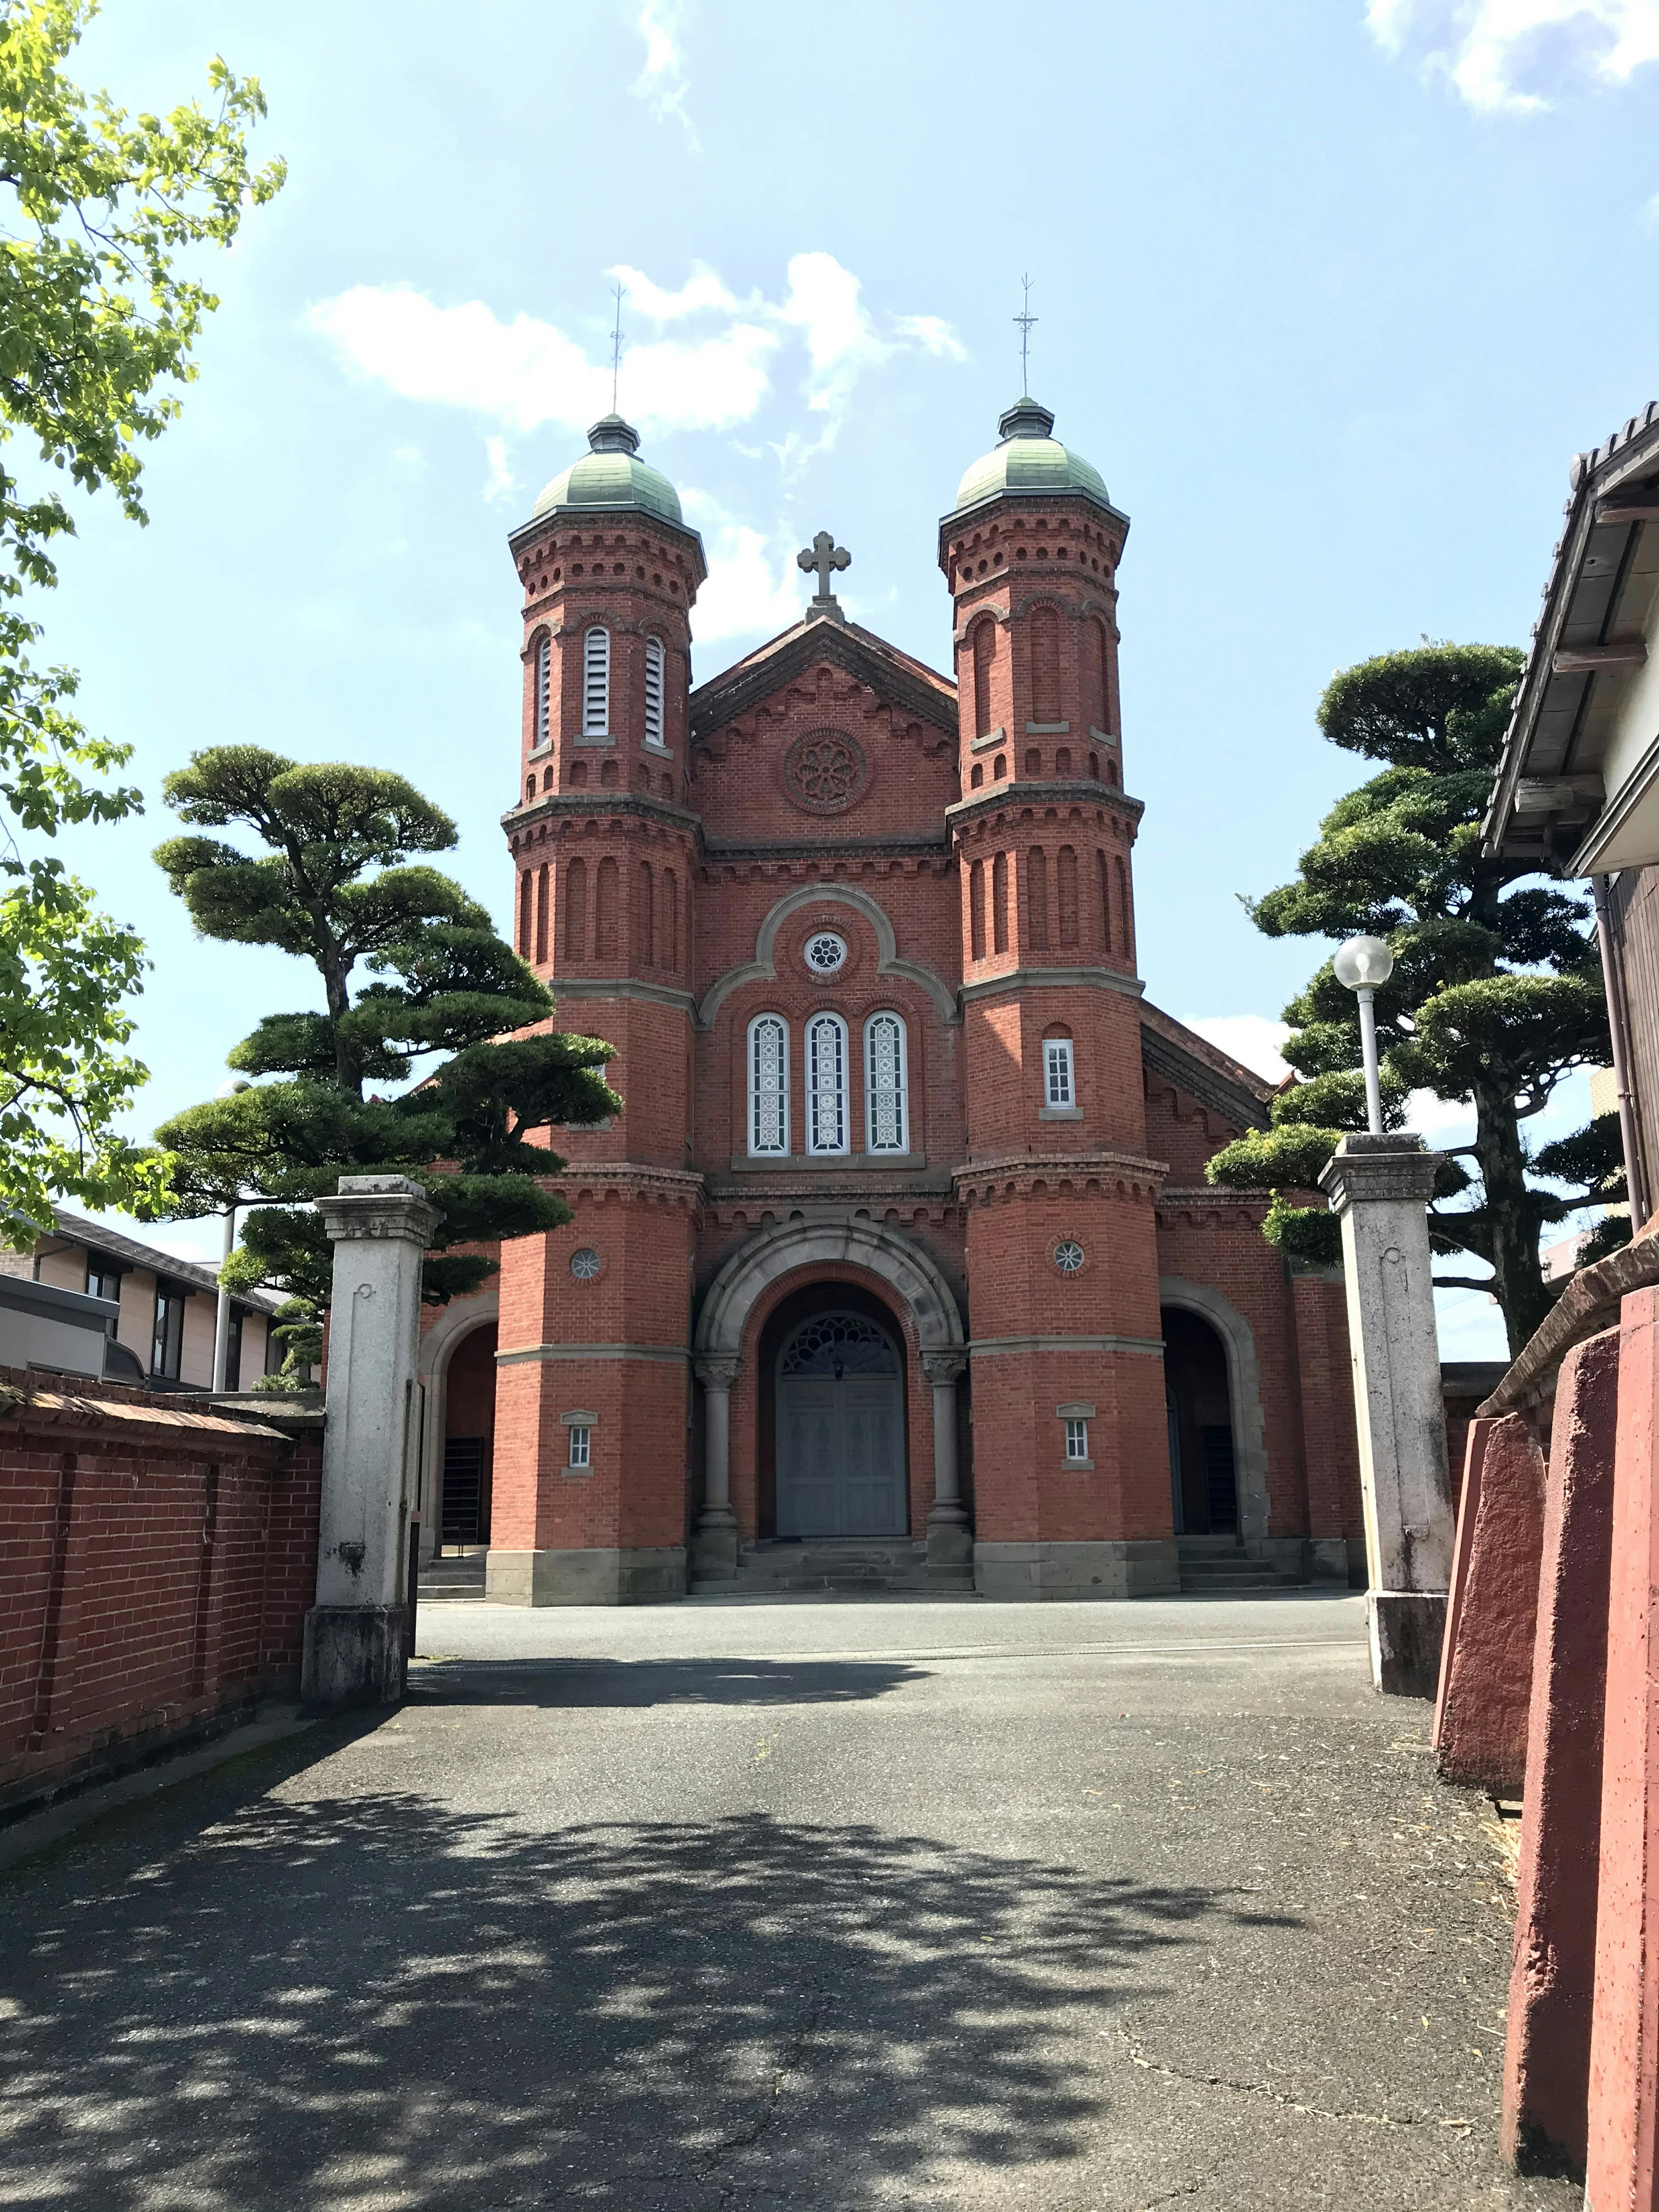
[0,1369,321,1816]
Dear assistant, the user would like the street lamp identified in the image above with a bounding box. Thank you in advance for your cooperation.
[212,1079,251,1392]
[1333,935,1394,1138]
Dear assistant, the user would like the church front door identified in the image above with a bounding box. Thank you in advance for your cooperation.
[775,1311,906,1537]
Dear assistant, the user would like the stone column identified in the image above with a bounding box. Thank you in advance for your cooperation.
[922,1350,973,1580]
[301,1174,441,1710]
[690,1354,741,1577]
[1318,1133,1454,1697]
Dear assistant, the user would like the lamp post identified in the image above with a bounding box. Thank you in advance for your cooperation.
[1333,934,1394,1135]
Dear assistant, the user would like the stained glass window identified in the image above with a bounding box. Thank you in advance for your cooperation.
[749,1014,789,1156]
[865,1012,907,1154]
[806,1012,848,1154]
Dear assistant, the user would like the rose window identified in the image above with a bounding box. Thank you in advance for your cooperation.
[784,728,869,814]
[804,932,847,975]
[1053,1239,1086,1275]
[570,1248,601,1280]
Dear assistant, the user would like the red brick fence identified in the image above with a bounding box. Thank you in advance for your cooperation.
[0,1369,322,1818]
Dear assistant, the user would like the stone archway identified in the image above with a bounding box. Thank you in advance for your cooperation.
[1157,1276,1269,1548]
[691,1220,968,1576]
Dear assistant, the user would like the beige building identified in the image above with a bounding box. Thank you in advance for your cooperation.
[3,1210,280,1391]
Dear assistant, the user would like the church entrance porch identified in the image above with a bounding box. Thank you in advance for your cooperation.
[775,1309,906,1539]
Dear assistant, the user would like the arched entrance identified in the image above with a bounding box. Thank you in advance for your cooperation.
[439,1320,498,1549]
[1162,1307,1236,1535]
[772,1305,906,1537]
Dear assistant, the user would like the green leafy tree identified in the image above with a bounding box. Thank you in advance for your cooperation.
[0,0,283,1236]
[1207,644,1618,1357]
[150,747,619,1308]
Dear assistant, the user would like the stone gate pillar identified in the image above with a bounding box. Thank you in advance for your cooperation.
[691,1354,741,1577]
[1319,1133,1454,1697]
[922,1350,972,1581]
[301,1174,440,1709]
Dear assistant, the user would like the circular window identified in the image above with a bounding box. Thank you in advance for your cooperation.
[783,727,870,814]
[1053,1239,1086,1275]
[804,931,847,976]
[570,1248,601,1281]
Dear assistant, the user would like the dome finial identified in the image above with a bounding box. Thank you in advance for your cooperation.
[588,414,641,454]
[998,397,1055,442]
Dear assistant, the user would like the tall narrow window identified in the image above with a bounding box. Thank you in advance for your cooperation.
[865,1013,908,1154]
[1044,1036,1075,1109]
[533,632,551,747]
[1092,617,1112,733]
[748,1014,789,1156]
[1027,847,1050,952]
[518,868,533,956]
[664,869,679,973]
[583,627,610,736]
[151,1282,186,1380]
[969,857,986,963]
[1057,846,1079,949]
[1116,855,1133,961]
[805,1012,849,1155]
[972,618,995,737]
[564,857,588,959]
[595,856,618,957]
[644,636,666,747]
[992,852,1009,955]
[535,863,550,964]
[1030,604,1061,723]
[638,861,654,966]
[1097,849,1112,952]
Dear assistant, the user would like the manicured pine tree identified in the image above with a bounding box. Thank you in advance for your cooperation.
[1206,644,1618,1358]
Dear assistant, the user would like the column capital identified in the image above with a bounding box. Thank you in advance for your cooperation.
[316,1175,442,1246]
[1318,1134,1440,1216]
[920,1349,968,1386]
[695,1353,741,1392]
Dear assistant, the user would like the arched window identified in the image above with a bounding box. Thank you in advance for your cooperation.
[644,636,666,747]
[969,857,986,963]
[563,857,587,960]
[1030,604,1061,723]
[971,619,995,737]
[533,632,551,747]
[595,856,618,957]
[992,754,1007,781]
[992,852,1009,955]
[864,1013,909,1154]
[1054,747,1071,777]
[1092,617,1112,734]
[805,1012,849,1155]
[1027,847,1050,952]
[569,760,588,788]
[1116,854,1133,961]
[583,627,610,736]
[1057,845,1079,949]
[535,863,550,964]
[518,868,533,956]
[970,762,983,789]
[748,1014,789,1157]
[1024,747,1042,778]
[1096,849,1112,952]
[525,776,535,803]
[637,861,654,966]
[663,870,678,973]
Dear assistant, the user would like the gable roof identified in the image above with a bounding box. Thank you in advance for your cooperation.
[691,615,958,747]
[1138,1004,1273,1131]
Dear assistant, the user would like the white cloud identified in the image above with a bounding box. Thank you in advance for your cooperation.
[1182,1015,1292,1085]
[610,261,736,321]
[1640,187,1659,223]
[483,435,515,506]
[1365,0,1659,111]
[895,314,969,362]
[680,489,804,644]
[633,0,695,137]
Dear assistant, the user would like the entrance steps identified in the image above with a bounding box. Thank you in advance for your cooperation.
[1176,1535,1309,1595]
[691,1537,971,1599]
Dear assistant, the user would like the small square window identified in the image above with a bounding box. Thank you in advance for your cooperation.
[568,1425,591,1470]
[1045,1037,1074,1109]
[1064,1417,1089,1462]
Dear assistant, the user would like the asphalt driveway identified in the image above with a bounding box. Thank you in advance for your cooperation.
[0,1593,1580,2209]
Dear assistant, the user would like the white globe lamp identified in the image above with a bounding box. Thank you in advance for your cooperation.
[1333,934,1394,1135]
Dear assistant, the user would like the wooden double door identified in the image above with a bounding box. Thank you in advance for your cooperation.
[775,1311,906,1538]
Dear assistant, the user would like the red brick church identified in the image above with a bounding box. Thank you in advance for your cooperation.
[418,397,1366,1601]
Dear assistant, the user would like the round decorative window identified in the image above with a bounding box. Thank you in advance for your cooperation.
[804,931,847,976]
[570,1248,601,1281]
[1053,1239,1087,1275]
[783,727,870,814]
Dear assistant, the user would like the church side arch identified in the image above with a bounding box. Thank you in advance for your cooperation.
[696,884,960,1031]
[416,1287,500,1557]
[1157,1275,1270,1548]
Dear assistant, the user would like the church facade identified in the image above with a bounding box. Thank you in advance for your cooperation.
[444,399,1364,1603]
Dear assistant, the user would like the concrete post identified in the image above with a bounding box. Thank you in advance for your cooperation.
[690,1354,741,1576]
[922,1350,972,1579]
[301,1174,441,1710]
[1318,1133,1455,1697]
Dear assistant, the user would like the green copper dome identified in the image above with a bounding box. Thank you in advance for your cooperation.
[530,415,682,525]
[950,398,1113,517]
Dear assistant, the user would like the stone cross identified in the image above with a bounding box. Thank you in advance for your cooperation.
[798,531,850,623]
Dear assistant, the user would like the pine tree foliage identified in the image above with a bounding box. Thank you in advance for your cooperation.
[1207,644,1619,1357]
[0,0,283,1236]
[150,747,618,1307]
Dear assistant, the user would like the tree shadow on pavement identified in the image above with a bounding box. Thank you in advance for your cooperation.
[406,1655,931,1707]
[0,1761,1299,2212]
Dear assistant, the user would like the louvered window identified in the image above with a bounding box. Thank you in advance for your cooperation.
[644,636,666,747]
[864,1013,908,1154]
[534,633,551,746]
[749,1015,789,1156]
[806,1013,849,1155]
[582,627,610,735]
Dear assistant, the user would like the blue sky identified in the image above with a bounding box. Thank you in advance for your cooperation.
[36,0,1659,1351]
